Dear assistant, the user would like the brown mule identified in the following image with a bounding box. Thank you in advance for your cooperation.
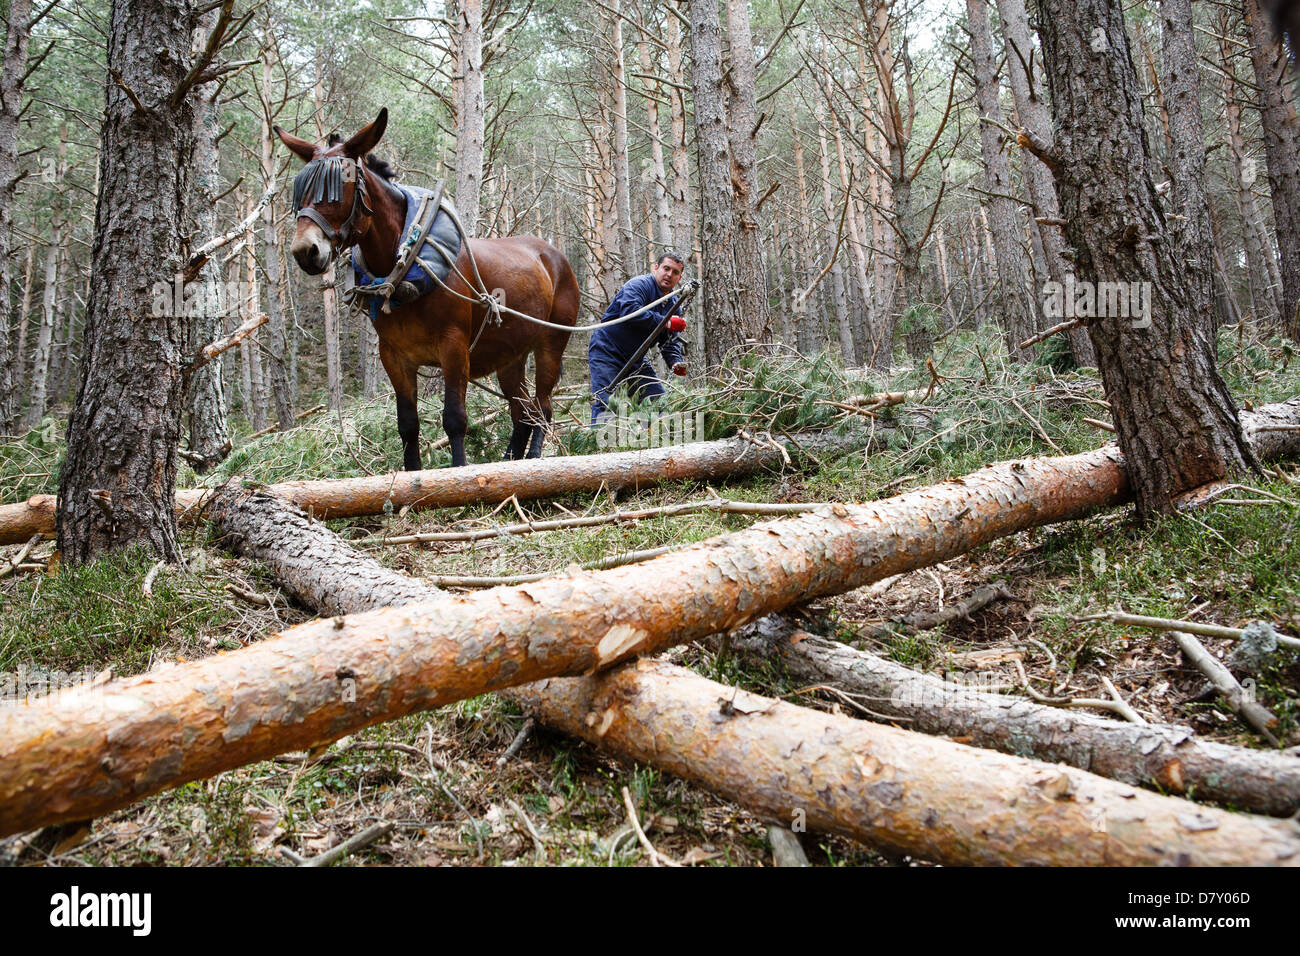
[275,109,579,469]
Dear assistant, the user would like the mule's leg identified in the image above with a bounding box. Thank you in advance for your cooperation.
[527,335,566,460]
[439,341,471,468]
[379,346,422,471]
[496,358,532,460]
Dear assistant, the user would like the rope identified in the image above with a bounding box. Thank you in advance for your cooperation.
[345,188,691,335]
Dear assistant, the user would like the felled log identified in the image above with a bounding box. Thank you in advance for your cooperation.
[509,659,1300,866]
[3,399,1298,837]
[0,429,882,546]
[727,615,1300,816]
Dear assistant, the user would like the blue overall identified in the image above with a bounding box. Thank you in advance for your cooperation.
[589,274,684,424]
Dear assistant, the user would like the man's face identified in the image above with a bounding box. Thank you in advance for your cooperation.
[652,258,684,293]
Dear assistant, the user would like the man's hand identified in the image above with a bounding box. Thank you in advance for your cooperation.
[672,362,689,376]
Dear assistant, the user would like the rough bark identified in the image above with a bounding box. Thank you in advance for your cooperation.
[690,0,765,363]
[509,659,1300,866]
[0,0,33,432]
[184,11,232,473]
[56,0,198,565]
[1219,26,1284,324]
[1159,0,1217,338]
[1037,0,1255,520]
[993,0,1094,366]
[0,429,886,544]
[817,116,855,365]
[967,0,1037,359]
[25,213,61,428]
[728,614,1300,816]
[1244,0,1300,338]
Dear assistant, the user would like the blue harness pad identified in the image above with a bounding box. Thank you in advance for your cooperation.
[352,183,463,307]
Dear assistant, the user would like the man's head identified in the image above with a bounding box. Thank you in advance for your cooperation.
[652,252,685,293]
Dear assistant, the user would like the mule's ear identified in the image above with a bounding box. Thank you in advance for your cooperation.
[342,108,388,159]
[273,126,316,163]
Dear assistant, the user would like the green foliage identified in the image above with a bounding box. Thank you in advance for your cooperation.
[0,547,233,676]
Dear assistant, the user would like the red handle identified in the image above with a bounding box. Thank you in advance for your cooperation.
[668,315,686,332]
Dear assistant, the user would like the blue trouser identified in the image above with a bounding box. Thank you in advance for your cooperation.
[589,345,665,424]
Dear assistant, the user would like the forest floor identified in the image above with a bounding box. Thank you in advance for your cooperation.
[2,325,1299,866]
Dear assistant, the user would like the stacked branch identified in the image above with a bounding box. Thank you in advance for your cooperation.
[2,397,1298,848]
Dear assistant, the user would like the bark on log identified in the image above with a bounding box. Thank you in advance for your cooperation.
[3,399,1299,838]
[508,659,1300,865]
[727,615,1300,816]
[0,430,880,546]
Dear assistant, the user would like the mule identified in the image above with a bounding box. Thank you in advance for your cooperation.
[275,108,579,469]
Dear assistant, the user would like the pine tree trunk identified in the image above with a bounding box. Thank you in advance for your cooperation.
[56,0,197,565]
[665,4,692,257]
[1038,0,1254,520]
[1159,0,1217,338]
[260,46,293,432]
[0,0,33,432]
[1243,0,1300,338]
[994,0,1095,365]
[816,119,855,365]
[722,0,771,341]
[455,0,484,237]
[637,36,672,251]
[609,0,633,269]
[967,0,1037,359]
[184,10,231,472]
[25,232,60,428]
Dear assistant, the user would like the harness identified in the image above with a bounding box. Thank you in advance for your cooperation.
[291,155,371,248]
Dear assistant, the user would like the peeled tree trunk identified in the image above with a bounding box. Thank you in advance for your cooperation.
[509,660,1300,866]
[1,400,1297,839]
[0,430,881,545]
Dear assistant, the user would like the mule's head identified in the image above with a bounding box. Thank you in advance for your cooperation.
[274,108,388,275]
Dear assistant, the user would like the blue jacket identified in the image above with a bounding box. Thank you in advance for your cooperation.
[590,274,684,369]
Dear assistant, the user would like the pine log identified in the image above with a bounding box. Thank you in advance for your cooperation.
[0,429,881,546]
[727,615,1300,816]
[508,659,1300,866]
[1,399,1297,838]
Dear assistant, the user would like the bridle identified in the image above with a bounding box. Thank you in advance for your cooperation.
[291,154,372,249]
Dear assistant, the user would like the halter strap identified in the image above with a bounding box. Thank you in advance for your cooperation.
[292,155,371,247]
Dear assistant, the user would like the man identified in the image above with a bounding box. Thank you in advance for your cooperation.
[589,252,690,424]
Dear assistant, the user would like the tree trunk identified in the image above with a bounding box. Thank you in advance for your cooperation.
[455,0,484,236]
[509,659,1300,866]
[1038,0,1255,520]
[723,0,771,340]
[729,614,1300,816]
[994,0,1095,366]
[609,0,633,269]
[56,0,197,565]
[1243,0,1300,338]
[637,36,672,251]
[1,429,887,544]
[1159,0,1217,339]
[11,243,35,412]
[0,0,33,432]
[260,45,293,432]
[690,0,765,363]
[1219,24,1283,324]
[817,118,855,365]
[967,0,1037,359]
[25,227,61,428]
[665,3,692,257]
[6,409,1300,854]
[184,10,232,472]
